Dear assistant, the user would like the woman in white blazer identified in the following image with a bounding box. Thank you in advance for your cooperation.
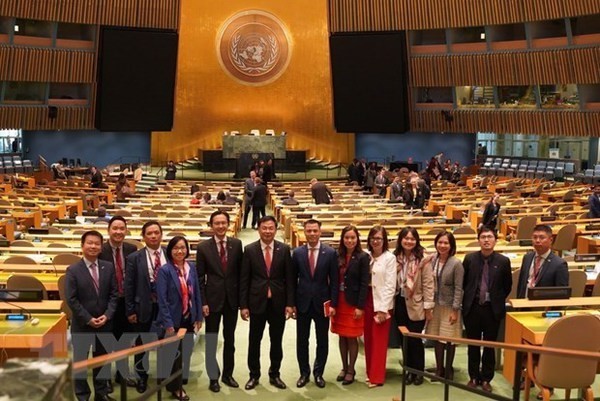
[363,226,397,387]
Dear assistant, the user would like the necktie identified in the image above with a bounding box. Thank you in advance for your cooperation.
[479,258,489,305]
[265,245,272,298]
[309,247,316,278]
[529,255,543,288]
[115,247,123,294]
[220,240,227,272]
[90,262,99,294]
[153,250,161,283]
[179,269,189,316]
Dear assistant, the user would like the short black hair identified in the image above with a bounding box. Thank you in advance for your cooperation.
[166,235,190,262]
[477,226,497,239]
[258,215,277,228]
[209,210,230,225]
[108,215,127,229]
[533,224,553,237]
[303,218,321,228]
[81,230,103,245]
[141,220,162,236]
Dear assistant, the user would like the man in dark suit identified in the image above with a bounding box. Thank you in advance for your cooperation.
[90,166,103,188]
[281,190,299,206]
[66,230,118,401]
[516,224,569,299]
[98,216,138,391]
[588,187,600,218]
[240,216,295,390]
[196,210,243,393]
[293,219,338,389]
[124,221,167,393]
[310,178,333,204]
[243,171,256,229]
[250,177,267,229]
[389,176,404,202]
[462,227,512,393]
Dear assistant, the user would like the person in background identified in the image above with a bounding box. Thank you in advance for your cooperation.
[462,227,512,393]
[115,173,132,201]
[390,176,404,203]
[424,231,463,382]
[364,162,377,192]
[481,193,501,231]
[243,171,256,229]
[156,236,203,401]
[165,160,177,180]
[90,166,103,188]
[250,177,268,228]
[133,164,143,183]
[310,178,333,205]
[374,169,389,197]
[588,186,600,218]
[331,225,370,386]
[190,191,202,205]
[293,219,338,389]
[394,227,434,386]
[363,226,396,387]
[282,190,299,206]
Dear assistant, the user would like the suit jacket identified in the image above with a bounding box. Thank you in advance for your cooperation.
[282,198,299,206]
[368,250,397,312]
[398,255,435,321]
[66,258,118,332]
[427,255,464,309]
[250,183,267,207]
[462,251,512,320]
[239,240,295,314]
[481,202,500,229]
[156,261,203,330]
[99,242,137,269]
[124,247,167,323]
[311,182,333,204]
[244,178,256,203]
[516,251,568,299]
[341,251,370,308]
[403,186,426,209]
[196,237,243,313]
[391,182,404,201]
[90,171,103,188]
[589,194,600,218]
[293,243,339,314]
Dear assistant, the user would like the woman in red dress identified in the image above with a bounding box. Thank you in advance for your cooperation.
[331,225,370,385]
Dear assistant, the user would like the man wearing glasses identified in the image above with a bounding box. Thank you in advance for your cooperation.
[462,227,512,393]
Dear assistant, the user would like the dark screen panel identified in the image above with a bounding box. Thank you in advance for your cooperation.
[329,32,409,133]
[96,27,178,131]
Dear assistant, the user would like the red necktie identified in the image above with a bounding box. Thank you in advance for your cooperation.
[220,240,227,272]
[309,247,316,278]
[90,262,99,294]
[153,250,161,283]
[178,269,189,316]
[265,245,272,298]
[115,247,123,294]
[529,255,543,288]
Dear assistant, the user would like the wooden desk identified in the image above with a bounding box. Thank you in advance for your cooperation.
[503,310,599,384]
[577,235,600,254]
[0,219,15,241]
[509,296,600,309]
[0,272,61,291]
[11,210,42,229]
[0,300,63,312]
[0,313,67,363]
[0,264,68,273]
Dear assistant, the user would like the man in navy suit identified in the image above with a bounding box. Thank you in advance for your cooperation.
[196,210,243,392]
[240,216,295,390]
[124,221,166,393]
[66,230,118,401]
[516,224,569,299]
[293,219,338,389]
[98,216,138,390]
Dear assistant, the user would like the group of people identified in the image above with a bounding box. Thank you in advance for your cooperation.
[66,203,569,401]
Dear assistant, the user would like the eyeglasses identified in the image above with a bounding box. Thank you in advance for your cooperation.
[173,246,187,252]
[370,237,384,242]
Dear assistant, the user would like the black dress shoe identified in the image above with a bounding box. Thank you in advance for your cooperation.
[209,380,221,393]
[170,390,190,401]
[245,378,259,390]
[413,375,424,386]
[222,376,239,388]
[405,373,414,385]
[296,375,310,388]
[136,379,148,394]
[269,376,287,389]
[314,376,326,388]
[106,380,114,394]
[95,395,117,401]
[115,376,137,388]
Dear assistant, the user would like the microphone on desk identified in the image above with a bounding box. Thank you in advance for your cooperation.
[0,291,33,321]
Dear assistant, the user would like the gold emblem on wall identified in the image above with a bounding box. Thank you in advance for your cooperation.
[217,10,292,86]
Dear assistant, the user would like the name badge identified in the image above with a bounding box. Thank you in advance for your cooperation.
[339,283,345,292]
[484,292,491,302]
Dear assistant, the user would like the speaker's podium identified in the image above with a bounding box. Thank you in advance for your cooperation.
[235,153,274,179]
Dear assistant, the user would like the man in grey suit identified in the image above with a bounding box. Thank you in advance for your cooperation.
[124,221,166,393]
[240,216,295,390]
[516,224,569,299]
[243,171,256,228]
[196,210,243,392]
[66,230,118,401]
[293,219,338,389]
[98,216,138,390]
[310,178,333,204]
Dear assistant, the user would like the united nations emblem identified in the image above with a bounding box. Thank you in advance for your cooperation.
[217,10,292,86]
